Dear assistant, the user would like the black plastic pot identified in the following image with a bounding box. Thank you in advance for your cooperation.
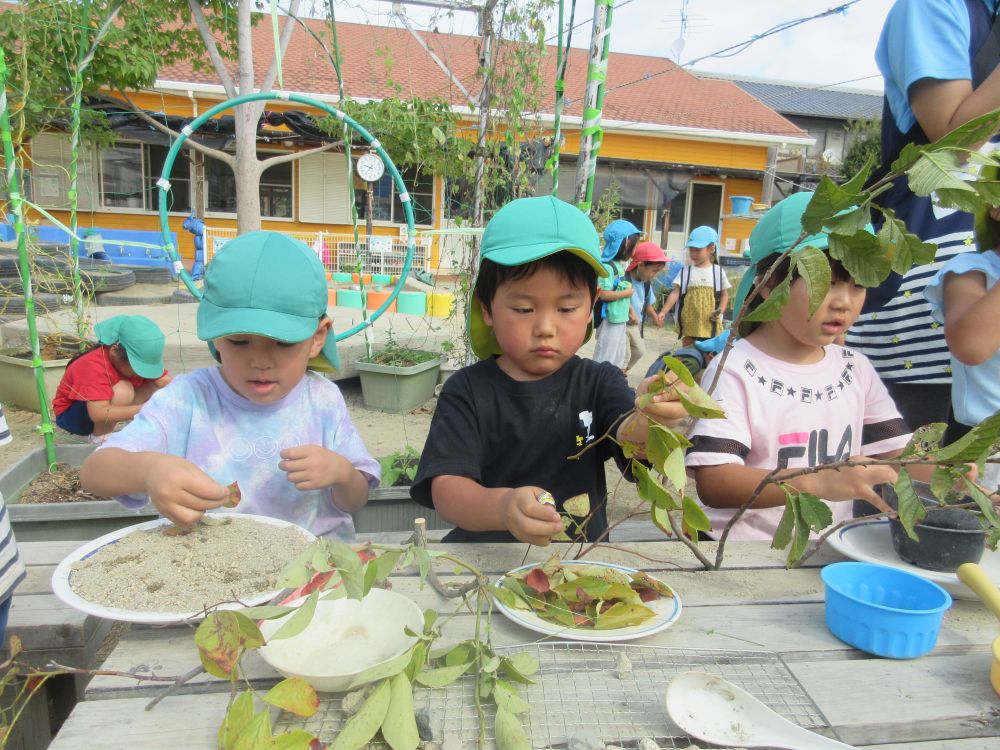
[881,482,986,572]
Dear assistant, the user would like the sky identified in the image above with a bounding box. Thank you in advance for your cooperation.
[325,0,895,93]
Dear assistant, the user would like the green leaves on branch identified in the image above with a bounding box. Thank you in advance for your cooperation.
[878,210,937,275]
[771,488,833,566]
[795,246,832,317]
[827,230,891,288]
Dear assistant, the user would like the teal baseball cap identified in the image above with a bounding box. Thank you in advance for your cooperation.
[470,196,603,359]
[95,314,166,379]
[686,225,719,249]
[731,192,872,336]
[197,230,340,370]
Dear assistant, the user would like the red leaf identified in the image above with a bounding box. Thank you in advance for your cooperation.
[636,587,659,603]
[572,613,592,626]
[575,585,595,604]
[223,480,242,508]
[25,676,45,693]
[525,568,551,594]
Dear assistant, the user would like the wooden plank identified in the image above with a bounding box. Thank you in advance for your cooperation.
[48,693,229,749]
[789,652,1000,745]
[47,690,1000,750]
[7,593,98,651]
[19,564,55,595]
[863,741,1000,750]
[371,539,841,575]
[86,597,996,699]
[387,566,830,606]
[17,540,82,567]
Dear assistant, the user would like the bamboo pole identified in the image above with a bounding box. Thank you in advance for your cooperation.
[573,0,614,212]
[0,47,57,467]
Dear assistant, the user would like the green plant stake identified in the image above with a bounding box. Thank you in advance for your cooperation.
[0,46,57,468]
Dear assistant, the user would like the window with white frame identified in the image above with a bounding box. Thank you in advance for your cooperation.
[354,166,433,226]
[100,142,191,213]
[206,153,292,218]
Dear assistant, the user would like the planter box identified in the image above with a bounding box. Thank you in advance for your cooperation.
[0,350,70,413]
[355,486,450,534]
[1,444,159,542]
[1,445,451,541]
[355,356,441,413]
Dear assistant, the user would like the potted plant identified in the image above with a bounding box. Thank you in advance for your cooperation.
[0,332,90,413]
[355,334,441,413]
[378,446,421,488]
[0,443,159,541]
[880,481,987,573]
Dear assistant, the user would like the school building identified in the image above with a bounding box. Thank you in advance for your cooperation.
[24,14,813,272]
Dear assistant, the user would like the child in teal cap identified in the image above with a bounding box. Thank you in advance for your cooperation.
[411,197,687,545]
[53,314,172,442]
[81,231,380,539]
[685,193,911,541]
[592,218,640,367]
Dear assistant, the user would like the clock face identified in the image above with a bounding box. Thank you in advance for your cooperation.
[357,153,385,182]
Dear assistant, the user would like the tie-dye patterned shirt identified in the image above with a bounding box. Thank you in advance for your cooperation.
[101,367,380,540]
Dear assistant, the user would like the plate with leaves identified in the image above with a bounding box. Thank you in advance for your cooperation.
[492,559,682,642]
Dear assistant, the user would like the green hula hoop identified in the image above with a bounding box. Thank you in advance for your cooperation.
[156,91,416,341]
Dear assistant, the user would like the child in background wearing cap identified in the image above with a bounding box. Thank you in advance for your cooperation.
[52,315,172,443]
[659,226,730,347]
[624,241,668,376]
[411,198,688,545]
[80,232,380,540]
[591,219,641,367]
[925,200,1000,493]
[686,193,911,541]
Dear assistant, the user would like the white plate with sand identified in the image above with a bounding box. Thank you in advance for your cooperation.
[258,589,424,692]
[52,513,315,624]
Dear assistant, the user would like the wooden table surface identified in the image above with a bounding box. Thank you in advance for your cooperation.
[40,536,1000,750]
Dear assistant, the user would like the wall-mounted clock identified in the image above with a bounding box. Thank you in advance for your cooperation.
[356,152,385,182]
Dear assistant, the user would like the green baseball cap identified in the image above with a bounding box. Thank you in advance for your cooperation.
[732,192,872,336]
[197,230,340,370]
[95,315,166,379]
[470,196,604,359]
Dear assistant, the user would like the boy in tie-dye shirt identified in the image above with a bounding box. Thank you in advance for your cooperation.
[80,232,380,540]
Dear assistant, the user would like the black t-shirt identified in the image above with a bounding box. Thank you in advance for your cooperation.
[410,356,636,542]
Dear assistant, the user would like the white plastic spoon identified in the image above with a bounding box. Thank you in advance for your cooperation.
[665,671,857,750]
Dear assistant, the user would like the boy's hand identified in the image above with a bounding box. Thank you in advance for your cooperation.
[634,374,688,427]
[796,456,896,509]
[710,308,722,322]
[501,487,565,546]
[280,445,352,491]
[143,455,228,526]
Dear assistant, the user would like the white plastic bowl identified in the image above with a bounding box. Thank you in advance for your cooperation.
[258,588,423,692]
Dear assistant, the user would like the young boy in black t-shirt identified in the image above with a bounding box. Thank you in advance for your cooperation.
[411,196,688,544]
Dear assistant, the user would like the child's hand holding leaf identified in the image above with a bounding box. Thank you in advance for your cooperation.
[501,487,564,546]
[140,453,229,527]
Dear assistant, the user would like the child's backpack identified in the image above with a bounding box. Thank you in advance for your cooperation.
[675,263,723,326]
[593,260,624,328]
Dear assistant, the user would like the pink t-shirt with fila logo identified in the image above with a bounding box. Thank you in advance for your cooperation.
[687,338,911,541]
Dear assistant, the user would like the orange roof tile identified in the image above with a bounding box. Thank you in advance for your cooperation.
[158,16,806,141]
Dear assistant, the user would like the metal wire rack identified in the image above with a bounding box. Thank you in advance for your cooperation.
[275,642,836,748]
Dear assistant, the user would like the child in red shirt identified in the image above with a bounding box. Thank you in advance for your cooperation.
[53,315,172,441]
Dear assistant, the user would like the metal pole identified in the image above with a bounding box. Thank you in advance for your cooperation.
[574,0,614,213]
[0,47,57,467]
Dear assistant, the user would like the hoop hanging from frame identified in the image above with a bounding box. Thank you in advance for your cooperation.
[154,91,417,343]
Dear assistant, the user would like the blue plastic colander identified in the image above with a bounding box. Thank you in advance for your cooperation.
[821,561,952,659]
